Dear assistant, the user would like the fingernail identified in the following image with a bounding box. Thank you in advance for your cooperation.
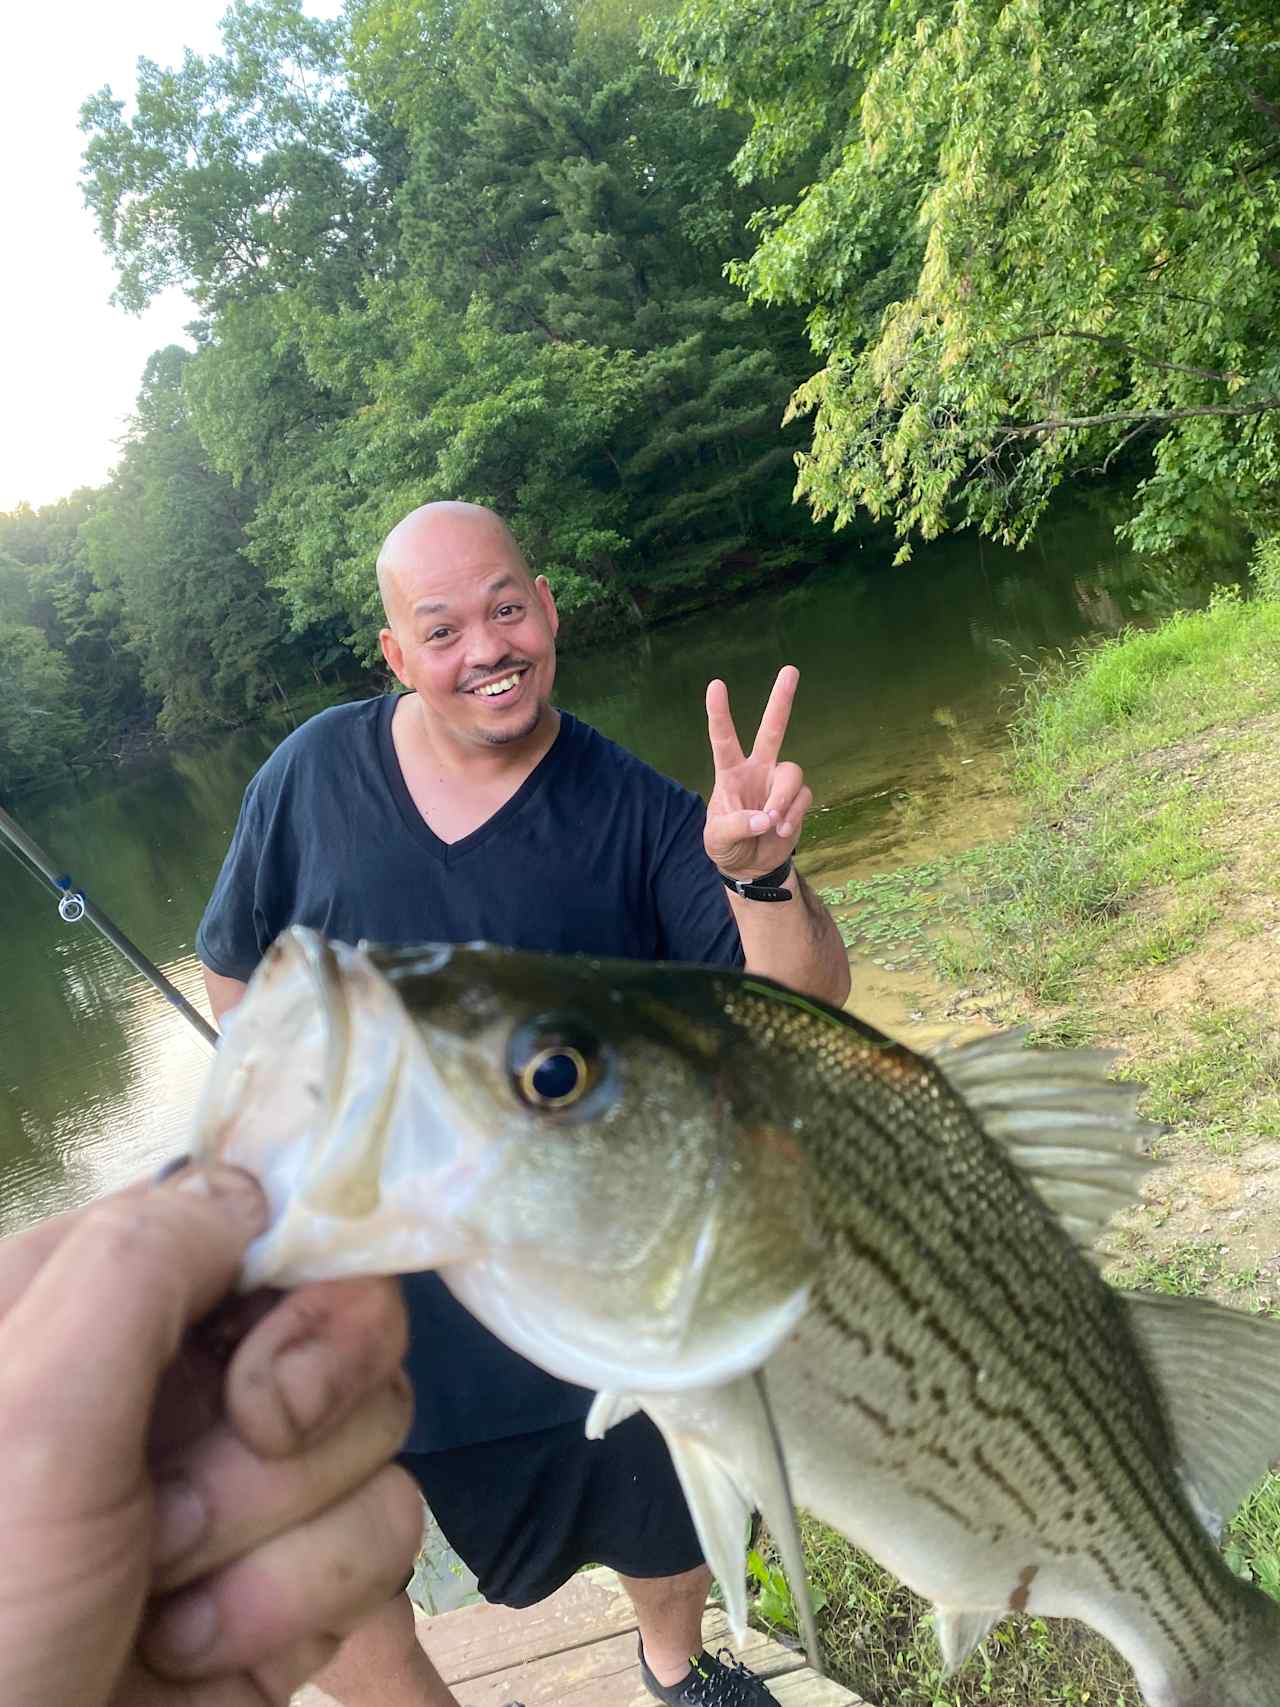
[148,1588,218,1661]
[750,812,770,832]
[152,1154,192,1184]
[153,1472,207,1567]
[175,1164,267,1230]
[779,821,792,839]
[274,1337,341,1442]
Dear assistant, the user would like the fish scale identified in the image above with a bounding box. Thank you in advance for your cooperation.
[717,990,1240,1686]
[194,932,1280,1707]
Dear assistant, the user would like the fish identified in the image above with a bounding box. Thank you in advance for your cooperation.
[192,927,1280,1707]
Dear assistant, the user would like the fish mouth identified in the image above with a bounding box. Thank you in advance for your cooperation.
[192,928,491,1286]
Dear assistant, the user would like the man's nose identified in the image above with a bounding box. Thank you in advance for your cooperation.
[460,624,506,668]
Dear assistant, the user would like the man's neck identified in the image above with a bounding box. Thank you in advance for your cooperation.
[396,693,561,783]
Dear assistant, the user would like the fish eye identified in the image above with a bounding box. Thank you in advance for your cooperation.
[520,1045,588,1108]
[509,1017,609,1114]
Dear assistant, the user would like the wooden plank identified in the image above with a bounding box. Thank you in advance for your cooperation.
[295,1569,865,1707]
[419,1568,637,1682]
[451,1622,807,1707]
[769,1670,867,1706]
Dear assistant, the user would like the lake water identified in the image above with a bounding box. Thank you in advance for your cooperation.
[0,495,1234,1234]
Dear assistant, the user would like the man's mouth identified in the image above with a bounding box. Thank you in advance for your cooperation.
[468,668,527,699]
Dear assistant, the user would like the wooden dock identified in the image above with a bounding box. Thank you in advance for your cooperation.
[297,1566,864,1706]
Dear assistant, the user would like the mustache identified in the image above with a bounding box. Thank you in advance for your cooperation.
[457,658,534,693]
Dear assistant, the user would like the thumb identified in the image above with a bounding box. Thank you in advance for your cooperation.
[706,807,771,854]
[0,1166,267,1509]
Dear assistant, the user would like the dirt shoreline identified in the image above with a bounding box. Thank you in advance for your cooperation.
[829,710,1280,1309]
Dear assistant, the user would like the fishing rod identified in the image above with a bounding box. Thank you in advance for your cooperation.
[0,803,219,1051]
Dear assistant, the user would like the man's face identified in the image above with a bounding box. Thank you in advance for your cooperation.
[379,526,559,751]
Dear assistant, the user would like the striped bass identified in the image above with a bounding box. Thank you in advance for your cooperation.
[194,929,1280,1707]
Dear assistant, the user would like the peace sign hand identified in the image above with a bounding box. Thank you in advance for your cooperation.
[704,665,813,882]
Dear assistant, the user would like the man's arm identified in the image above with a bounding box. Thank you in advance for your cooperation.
[203,966,249,1028]
[702,665,851,1008]
[727,870,851,1008]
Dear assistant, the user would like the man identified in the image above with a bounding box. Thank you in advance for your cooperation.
[198,501,850,1707]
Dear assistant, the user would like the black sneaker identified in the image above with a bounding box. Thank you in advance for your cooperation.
[638,1636,780,1704]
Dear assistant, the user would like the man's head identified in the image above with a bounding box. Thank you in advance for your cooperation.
[377,502,559,750]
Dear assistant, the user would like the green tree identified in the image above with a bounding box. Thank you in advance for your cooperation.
[79,0,403,313]
[84,348,299,734]
[0,492,145,740]
[654,0,1280,557]
[351,0,825,593]
[0,625,87,798]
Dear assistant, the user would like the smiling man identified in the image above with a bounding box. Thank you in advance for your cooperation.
[197,500,849,1707]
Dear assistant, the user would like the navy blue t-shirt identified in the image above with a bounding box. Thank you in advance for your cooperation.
[197,694,743,1451]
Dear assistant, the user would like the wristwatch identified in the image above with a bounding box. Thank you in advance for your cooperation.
[719,857,794,902]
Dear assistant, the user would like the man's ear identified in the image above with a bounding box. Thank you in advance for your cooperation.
[379,627,408,685]
[534,574,559,638]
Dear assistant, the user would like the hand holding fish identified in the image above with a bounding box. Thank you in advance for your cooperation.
[0,1162,420,1707]
[704,664,813,881]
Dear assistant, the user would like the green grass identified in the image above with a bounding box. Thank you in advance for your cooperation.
[1107,1237,1275,1308]
[751,1517,1137,1706]
[1125,1005,1280,1155]
[1009,587,1280,810]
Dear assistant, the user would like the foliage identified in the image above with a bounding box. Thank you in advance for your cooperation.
[0,624,87,797]
[78,0,838,672]
[653,0,1280,558]
[745,1545,827,1636]
[83,348,302,734]
[0,491,143,738]
[79,0,400,314]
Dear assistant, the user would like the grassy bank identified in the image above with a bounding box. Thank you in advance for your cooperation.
[782,566,1280,1703]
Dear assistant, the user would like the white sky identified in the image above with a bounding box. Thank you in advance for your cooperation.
[0,1,336,514]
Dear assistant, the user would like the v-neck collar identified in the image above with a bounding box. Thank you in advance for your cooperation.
[376,694,573,866]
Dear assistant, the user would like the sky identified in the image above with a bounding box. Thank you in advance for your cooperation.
[0,1,336,514]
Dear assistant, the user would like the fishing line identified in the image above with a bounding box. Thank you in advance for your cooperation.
[0,802,218,1050]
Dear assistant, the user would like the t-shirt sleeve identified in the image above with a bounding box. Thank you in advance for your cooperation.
[651,790,745,968]
[195,777,276,982]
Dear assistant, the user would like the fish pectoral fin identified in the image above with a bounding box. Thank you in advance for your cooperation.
[931,1030,1158,1251]
[1124,1290,1280,1532]
[660,1426,755,1642]
[933,1607,1001,1674]
[644,1375,824,1677]
[584,1391,642,1440]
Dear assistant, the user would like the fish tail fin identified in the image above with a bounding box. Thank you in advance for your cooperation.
[1207,1589,1280,1707]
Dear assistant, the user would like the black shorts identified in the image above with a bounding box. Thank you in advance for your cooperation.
[399,1411,705,1608]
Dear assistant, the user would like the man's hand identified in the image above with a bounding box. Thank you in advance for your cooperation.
[0,1164,422,1707]
[704,665,813,881]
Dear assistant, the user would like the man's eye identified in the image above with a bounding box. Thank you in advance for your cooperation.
[495,604,523,619]
[426,627,451,642]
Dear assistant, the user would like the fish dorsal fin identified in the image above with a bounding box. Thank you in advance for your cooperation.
[932,1031,1159,1250]
[641,1376,823,1675]
[1124,1291,1280,1533]
[933,1607,1001,1673]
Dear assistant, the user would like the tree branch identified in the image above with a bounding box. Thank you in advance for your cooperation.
[1001,328,1246,385]
[1001,398,1280,438]
[1246,86,1280,132]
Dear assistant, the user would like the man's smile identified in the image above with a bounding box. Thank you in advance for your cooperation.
[467,668,528,698]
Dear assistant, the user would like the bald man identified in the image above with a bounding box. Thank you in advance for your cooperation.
[198,502,850,1707]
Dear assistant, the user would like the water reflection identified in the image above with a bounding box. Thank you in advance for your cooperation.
[0,496,1241,1231]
